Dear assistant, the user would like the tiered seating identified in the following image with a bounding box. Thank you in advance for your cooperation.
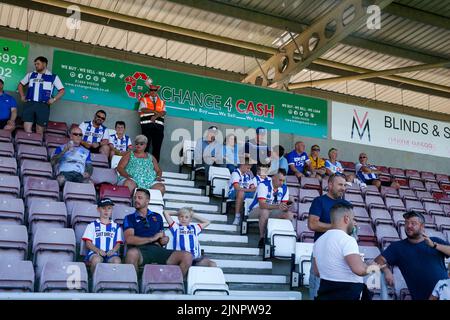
[0,260,35,292]
[28,200,67,236]
[46,121,68,136]
[17,144,48,163]
[297,202,311,220]
[0,156,17,175]
[15,131,43,146]
[264,218,296,259]
[71,202,99,243]
[0,224,28,261]
[187,267,229,295]
[293,242,313,286]
[99,184,131,206]
[296,219,314,242]
[91,167,118,185]
[39,261,88,292]
[92,263,138,293]
[20,160,53,180]
[0,129,12,143]
[300,177,321,191]
[0,142,14,157]
[141,264,184,294]
[299,189,320,203]
[90,153,109,168]
[0,198,24,225]
[370,208,393,226]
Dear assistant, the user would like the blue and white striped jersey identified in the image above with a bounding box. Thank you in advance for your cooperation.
[168,222,202,259]
[82,219,123,254]
[79,121,110,144]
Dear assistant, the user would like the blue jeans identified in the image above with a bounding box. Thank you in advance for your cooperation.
[309,253,320,300]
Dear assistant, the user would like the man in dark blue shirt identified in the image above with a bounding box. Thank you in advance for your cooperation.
[375,211,450,300]
[286,141,312,178]
[307,173,350,299]
[0,79,17,131]
[123,188,193,276]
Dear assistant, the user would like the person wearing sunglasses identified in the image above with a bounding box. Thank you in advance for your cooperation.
[78,110,111,157]
[356,153,400,189]
[308,145,326,182]
[138,81,166,162]
[51,125,93,187]
[124,188,193,276]
[116,135,165,195]
[325,148,354,183]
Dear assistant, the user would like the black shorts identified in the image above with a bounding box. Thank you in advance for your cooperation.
[59,171,84,183]
[89,146,101,153]
[136,244,174,265]
[22,101,50,127]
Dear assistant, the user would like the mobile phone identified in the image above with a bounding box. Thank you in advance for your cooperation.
[287,200,293,205]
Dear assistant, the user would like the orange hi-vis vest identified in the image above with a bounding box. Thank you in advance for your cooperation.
[139,96,166,125]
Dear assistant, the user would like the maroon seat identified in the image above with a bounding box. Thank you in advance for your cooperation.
[404,200,425,213]
[415,191,435,203]
[92,263,138,293]
[389,167,406,179]
[344,193,365,207]
[340,161,355,173]
[286,175,300,187]
[90,153,109,168]
[298,189,320,203]
[356,222,377,245]
[393,177,409,189]
[63,181,96,203]
[398,189,418,201]
[0,198,24,225]
[345,182,361,195]
[442,204,450,216]
[425,182,441,193]
[435,174,449,184]
[433,216,450,232]
[23,176,59,201]
[112,204,136,225]
[370,208,393,226]
[0,260,34,292]
[45,134,69,149]
[376,224,400,248]
[424,202,445,216]
[296,220,314,242]
[20,159,53,179]
[409,179,426,192]
[0,224,28,261]
[385,198,406,213]
[15,130,43,146]
[365,195,386,210]
[0,156,17,175]
[0,174,20,197]
[420,171,436,183]
[353,206,370,223]
[32,227,76,278]
[0,142,14,157]
[405,169,420,181]
[141,264,184,294]
[361,185,380,196]
[17,144,48,163]
[426,229,445,240]
[300,177,321,191]
[91,167,118,185]
[28,200,68,236]
[321,176,329,192]
[288,187,299,203]
[358,246,381,261]
[39,261,88,293]
[392,211,406,228]
[297,202,312,221]
[46,121,68,136]
[0,129,12,143]
[71,202,98,244]
[432,192,450,205]
[99,184,132,206]
[444,230,450,242]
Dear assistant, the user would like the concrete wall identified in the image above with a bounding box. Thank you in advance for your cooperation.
[5,40,450,175]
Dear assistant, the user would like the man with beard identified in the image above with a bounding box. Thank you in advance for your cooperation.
[78,110,111,156]
[312,202,381,300]
[123,188,193,276]
[307,173,351,299]
[375,211,450,300]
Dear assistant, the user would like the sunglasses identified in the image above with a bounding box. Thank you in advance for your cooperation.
[140,216,150,228]
[312,148,320,151]
[135,142,146,145]
[149,89,158,92]
[72,133,83,137]
[96,115,106,120]
[359,156,367,159]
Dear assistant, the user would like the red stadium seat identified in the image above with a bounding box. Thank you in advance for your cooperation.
[39,261,88,293]
[0,174,20,197]
[141,264,184,294]
[297,202,312,221]
[344,193,365,208]
[28,200,68,236]
[0,224,28,261]
[365,195,386,210]
[0,260,34,292]
[71,202,98,244]
[15,130,43,146]
[286,175,300,187]
[0,142,14,157]
[405,169,421,181]
[398,189,418,201]
[23,176,59,201]
[385,198,406,213]
[300,177,321,191]
[370,208,394,226]
[376,224,400,248]
[0,198,24,225]
[46,121,68,136]
[17,144,48,163]
[92,263,138,293]
[45,133,69,148]
[0,129,12,143]
[0,156,17,175]
[91,167,118,185]
[353,206,371,223]
[389,167,406,179]
[424,202,445,216]
[356,222,377,246]
[340,161,355,172]
[90,153,109,168]
[99,184,131,206]
[420,171,436,183]
[112,204,135,225]
[20,160,53,180]
[296,220,314,242]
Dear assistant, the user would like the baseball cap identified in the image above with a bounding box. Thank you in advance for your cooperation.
[256,127,266,134]
[208,126,218,131]
[0,78,4,84]
[97,198,115,207]
[403,211,425,223]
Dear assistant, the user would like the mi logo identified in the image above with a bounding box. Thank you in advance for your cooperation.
[351,109,371,141]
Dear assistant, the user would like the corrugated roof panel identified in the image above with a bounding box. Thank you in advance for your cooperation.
[396,0,450,17]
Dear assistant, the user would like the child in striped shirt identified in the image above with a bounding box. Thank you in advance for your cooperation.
[82,198,123,273]
[164,207,217,267]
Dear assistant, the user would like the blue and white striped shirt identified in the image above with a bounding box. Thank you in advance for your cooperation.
[20,70,64,103]
[169,222,202,259]
[82,219,123,255]
[79,121,110,144]
[108,133,132,152]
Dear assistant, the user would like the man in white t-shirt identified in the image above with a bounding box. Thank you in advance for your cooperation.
[313,202,381,300]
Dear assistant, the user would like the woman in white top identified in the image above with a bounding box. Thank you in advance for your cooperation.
[325,148,354,182]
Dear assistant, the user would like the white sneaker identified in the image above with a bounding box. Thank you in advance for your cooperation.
[232,216,241,225]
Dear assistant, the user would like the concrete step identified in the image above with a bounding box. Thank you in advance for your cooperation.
[165,185,203,195]
[202,245,260,256]
[165,201,218,213]
[228,290,302,300]
[163,193,210,203]
[199,233,248,244]
[228,283,292,291]
[213,259,272,270]
[163,178,195,187]
[162,172,189,180]
[225,274,288,284]
[163,220,237,232]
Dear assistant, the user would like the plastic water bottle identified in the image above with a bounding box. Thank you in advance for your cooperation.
[351,226,359,241]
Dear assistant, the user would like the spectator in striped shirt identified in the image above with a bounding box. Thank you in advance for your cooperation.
[79,110,111,156]
[164,207,217,267]
[108,120,132,160]
[81,198,123,274]
[325,148,354,183]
